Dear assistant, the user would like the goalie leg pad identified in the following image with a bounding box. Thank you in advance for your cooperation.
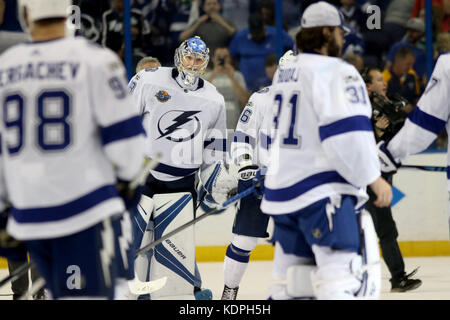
[149,192,197,300]
[286,265,316,298]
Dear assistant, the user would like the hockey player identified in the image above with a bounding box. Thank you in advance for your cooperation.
[260,2,393,299]
[0,0,147,299]
[128,36,237,300]
[221,50,295,300]
[378,53,450,233]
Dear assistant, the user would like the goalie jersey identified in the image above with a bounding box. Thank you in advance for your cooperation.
[261,53,381,215]
[387,53,450,190]
[128,67,227,181]
[230,86,275,169]
[0,37,146,240]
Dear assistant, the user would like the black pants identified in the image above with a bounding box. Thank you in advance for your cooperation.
[365,174,405,281]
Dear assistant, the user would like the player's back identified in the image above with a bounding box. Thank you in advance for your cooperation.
[262,53,379,215]
[0,37,143,239]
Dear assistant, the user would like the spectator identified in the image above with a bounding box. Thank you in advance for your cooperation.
[205,47,250,129]
[102,0,151,68]
[435,31,450,59]
[344,52,365,72]
[385,18,426,79]
[382,47,420,105]
[363,0,415,67]
[221,0,250,31]
[229,13,294,92]
[0,0,30,54]
[411,0,450,34]
[179,0,236,57]
[339,0,367,34]
[136,56,162,73]
[253,53,277,90]
[343,25,366,56]
[167,0,199,51]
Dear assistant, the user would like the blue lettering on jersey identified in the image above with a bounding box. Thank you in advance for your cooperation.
[277,68,299,83]
[0,61,80,88]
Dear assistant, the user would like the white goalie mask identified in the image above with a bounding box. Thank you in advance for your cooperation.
[174,36,210,87]
[18,0,72,35]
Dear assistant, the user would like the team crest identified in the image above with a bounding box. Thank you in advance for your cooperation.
[155,90,171,102]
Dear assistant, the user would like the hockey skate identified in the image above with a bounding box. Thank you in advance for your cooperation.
[221,285,239,300]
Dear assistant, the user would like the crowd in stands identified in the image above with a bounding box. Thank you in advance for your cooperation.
[1,0,450,140]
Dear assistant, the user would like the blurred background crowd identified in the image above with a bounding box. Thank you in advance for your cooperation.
[1,0,449,143]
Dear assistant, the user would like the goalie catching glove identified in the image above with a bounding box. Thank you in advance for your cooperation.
[200,161,238,207]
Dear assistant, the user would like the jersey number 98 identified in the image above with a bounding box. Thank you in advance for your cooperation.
[3,90,72,155]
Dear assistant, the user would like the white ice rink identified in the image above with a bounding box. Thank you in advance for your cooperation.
[0,256,449,300]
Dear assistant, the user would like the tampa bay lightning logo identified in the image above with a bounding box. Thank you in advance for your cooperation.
[157,110,201,142]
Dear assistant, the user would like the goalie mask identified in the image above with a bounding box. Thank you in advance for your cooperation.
[174,36,210,87]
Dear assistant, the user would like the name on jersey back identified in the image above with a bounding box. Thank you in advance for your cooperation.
[276,67,299,83]
[0,61,80,88]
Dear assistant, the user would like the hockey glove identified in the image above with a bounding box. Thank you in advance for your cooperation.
[377,141,400,174]
[116,179,143,210]
[200,161,238,206]
[0,208,28,261]
[237,165,264,201]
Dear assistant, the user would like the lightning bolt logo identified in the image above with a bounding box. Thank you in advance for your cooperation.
[157,110,201,141]
[325,195,342,232]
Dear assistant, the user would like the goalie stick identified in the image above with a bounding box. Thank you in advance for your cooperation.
[0,156,162,292]
[135,181,263,256]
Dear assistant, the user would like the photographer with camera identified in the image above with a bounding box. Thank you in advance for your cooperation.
[362,66,422,293]
[205,47,250,129]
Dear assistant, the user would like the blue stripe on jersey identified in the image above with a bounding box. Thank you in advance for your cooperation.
[233,131,256,147]
[101,116,146,145]
[259,132,272,150]
[447,167,450,180]
[204,138,227,151]
[264,171,349,202]
[11,185,119,223]
[153,162,198,177]
[408,106,446,136]
[319,115,373,141]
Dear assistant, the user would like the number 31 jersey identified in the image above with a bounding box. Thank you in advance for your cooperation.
[261,54,381,215]
[0,37,146,240]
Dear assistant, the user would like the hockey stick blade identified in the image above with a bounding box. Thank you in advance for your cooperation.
[400,165,447,172]
[135,183,260,256]
[128,276,167,295]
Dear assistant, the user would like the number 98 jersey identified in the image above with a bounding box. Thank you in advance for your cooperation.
[0,37,146,240]
[261,54,381,215]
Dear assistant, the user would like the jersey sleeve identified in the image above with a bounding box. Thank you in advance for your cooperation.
[315,62,380,188]
[388,54,450,161]
[230,94,261,165]
[202,94,228,170]
[90,52,147,181]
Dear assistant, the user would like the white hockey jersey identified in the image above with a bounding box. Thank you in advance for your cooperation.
[261,53,381,215]
[0,37,146,240]
[128,67,227,181]
[230,86,275,169]
[387,53,450,189]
